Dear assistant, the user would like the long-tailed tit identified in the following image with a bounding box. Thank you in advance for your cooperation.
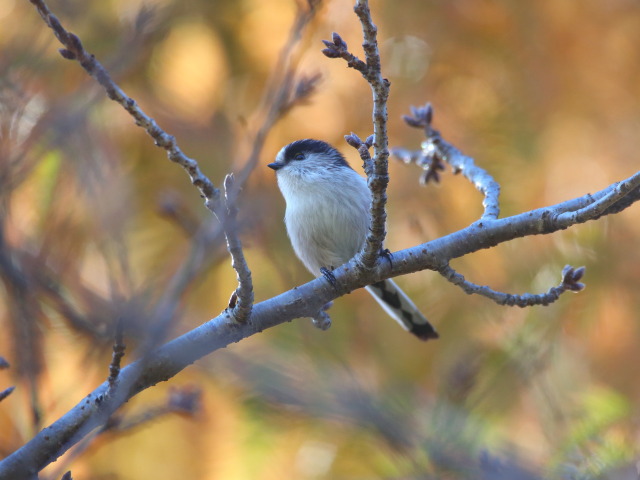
[268,139,438,341]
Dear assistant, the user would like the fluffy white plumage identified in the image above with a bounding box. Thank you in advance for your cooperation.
[268,139,438,340]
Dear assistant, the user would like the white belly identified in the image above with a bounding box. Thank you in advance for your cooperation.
[280,173,370,275]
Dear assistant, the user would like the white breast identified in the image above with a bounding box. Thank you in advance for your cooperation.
[278,168,370,275]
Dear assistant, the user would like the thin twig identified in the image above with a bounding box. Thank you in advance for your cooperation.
[322,0,390,269]
[234,0,322,188]
[438,264,585,307]
[0,386,15,403]
[107,318,126,389]
[222,175,253,322]
[396,102,501,220]
[353,0,391,266]
[345,133,375,176]
[101,386,201,434]
[27,0,219,205]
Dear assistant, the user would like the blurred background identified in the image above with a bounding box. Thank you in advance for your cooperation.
[1,0,639,478]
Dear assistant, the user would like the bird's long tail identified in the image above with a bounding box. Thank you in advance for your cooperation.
[365,279,439,341]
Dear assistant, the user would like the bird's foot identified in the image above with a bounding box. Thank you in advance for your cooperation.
[380,248,393,268]
[320,267,338,289]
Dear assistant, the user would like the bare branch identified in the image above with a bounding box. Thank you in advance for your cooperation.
[101,386,201,434]
[27,0,259,329]
[3,1,638,477]
[234,0,323,188]
[438,264,585,307]
[311,302,333,331]
[352,0,392,267]
[391,145,446,185]
[397,102,501,220]
[107,319,126,389]
[1,166,638,478]
[322,0,391,269]
[25,0,323,345]
[0,386,15,403]
[221,174,254,322]
[555,171,640,226]
[321,32,367,70]
[27,0,219,205]
[345,132,375,176]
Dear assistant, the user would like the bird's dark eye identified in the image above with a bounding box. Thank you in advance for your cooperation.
[293,153,305,161]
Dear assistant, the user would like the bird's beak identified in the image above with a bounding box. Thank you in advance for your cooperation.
[267,162,283,171]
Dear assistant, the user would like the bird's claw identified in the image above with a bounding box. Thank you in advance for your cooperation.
[380,248,393,268]
[320,267,338,289]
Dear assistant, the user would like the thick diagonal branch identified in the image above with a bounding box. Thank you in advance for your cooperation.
[3,170,638,479]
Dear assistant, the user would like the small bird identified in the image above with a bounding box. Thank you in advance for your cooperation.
[268,139,438,341]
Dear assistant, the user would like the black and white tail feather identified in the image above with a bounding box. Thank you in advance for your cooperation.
[366,280,438,340]
[268,139,438,341]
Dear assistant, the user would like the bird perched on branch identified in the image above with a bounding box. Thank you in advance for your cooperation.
[268,139,438,341]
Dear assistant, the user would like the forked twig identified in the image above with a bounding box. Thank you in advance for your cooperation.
[393,102,500,220]
[27,0,256,321]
